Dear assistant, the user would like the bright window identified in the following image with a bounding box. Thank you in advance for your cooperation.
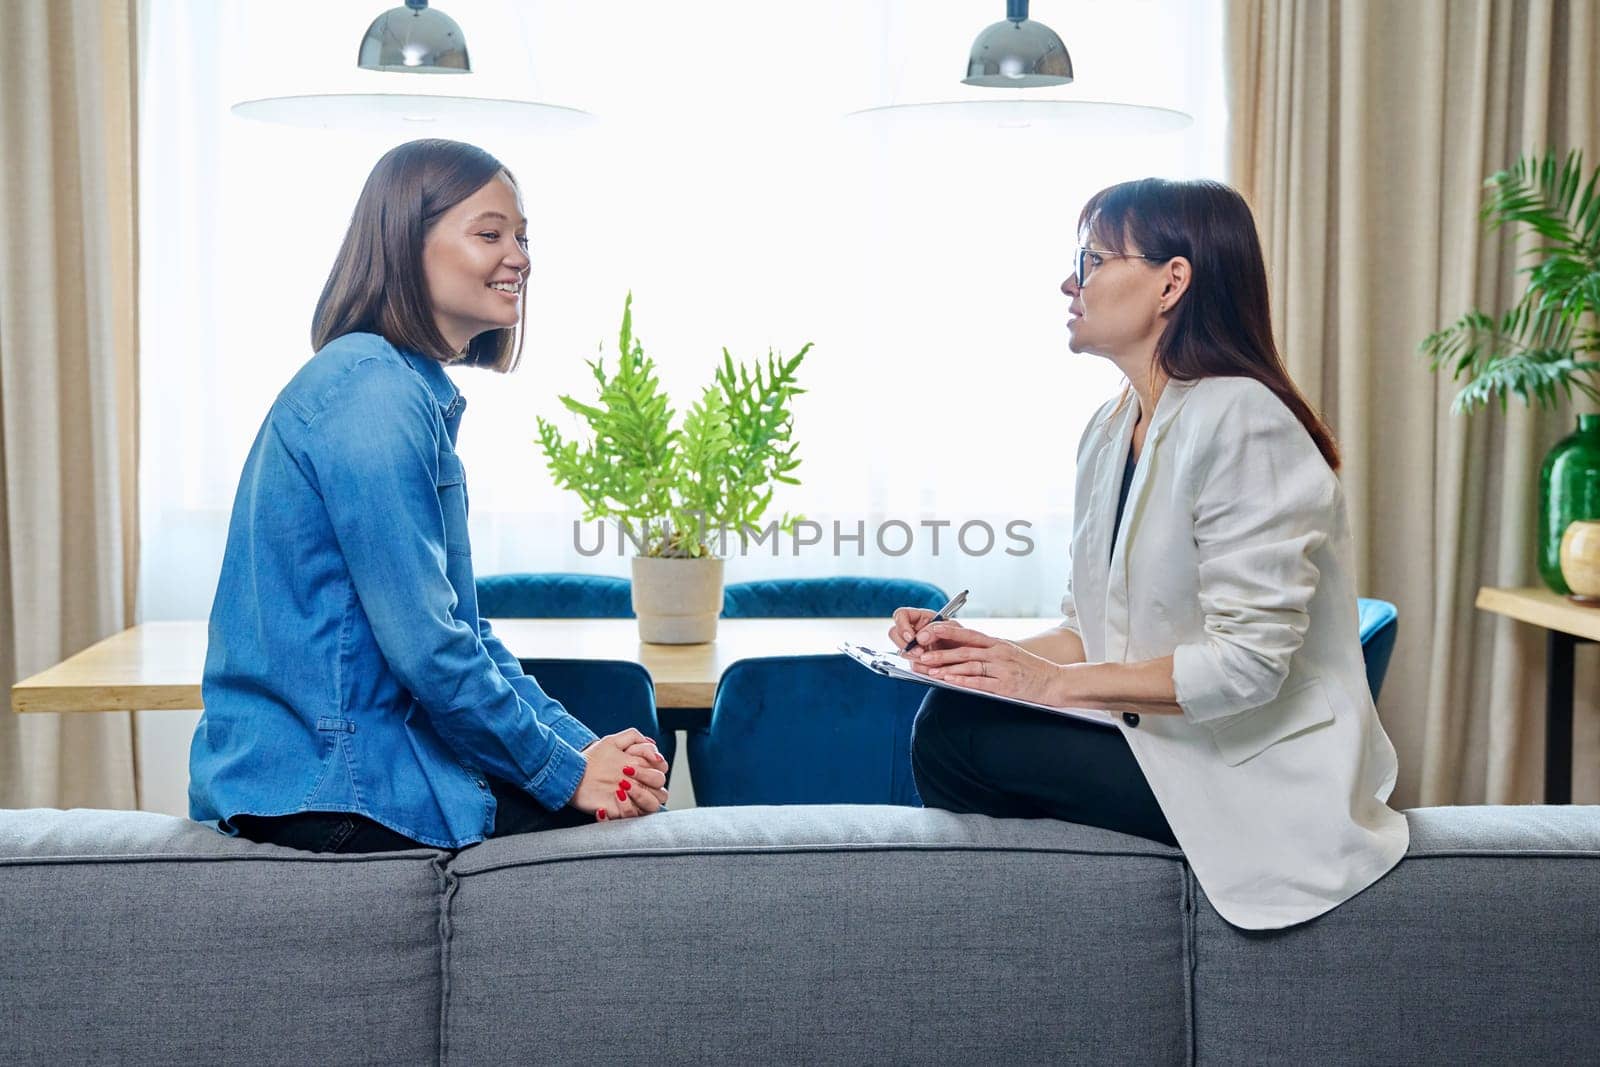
[138,0,1227,622]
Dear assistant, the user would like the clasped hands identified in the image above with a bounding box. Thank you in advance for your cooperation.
[575,728,670,822]
[890,607,1072,707]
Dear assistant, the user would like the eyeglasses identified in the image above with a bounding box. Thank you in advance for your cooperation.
[1075,246,1172,284]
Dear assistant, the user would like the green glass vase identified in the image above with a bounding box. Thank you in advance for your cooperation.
[1538,413,1600,594]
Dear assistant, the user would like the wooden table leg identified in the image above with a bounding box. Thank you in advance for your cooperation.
[1545,631,1576,804]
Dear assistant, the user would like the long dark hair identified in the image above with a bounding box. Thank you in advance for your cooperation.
[312,138,525,372]
[1079,178,1339,471]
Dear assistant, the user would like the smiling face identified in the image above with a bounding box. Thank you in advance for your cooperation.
[422,171,530,355]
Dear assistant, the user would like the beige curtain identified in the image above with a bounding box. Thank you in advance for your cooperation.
[0,0,140,809]
[1227,0,1600,806]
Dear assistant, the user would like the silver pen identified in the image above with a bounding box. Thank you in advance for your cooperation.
[903,589,969,652]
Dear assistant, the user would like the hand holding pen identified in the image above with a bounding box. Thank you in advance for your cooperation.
[889,589,969,657]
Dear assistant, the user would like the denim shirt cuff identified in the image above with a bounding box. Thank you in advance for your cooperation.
[547,712,599,753]
[525,737,588,810]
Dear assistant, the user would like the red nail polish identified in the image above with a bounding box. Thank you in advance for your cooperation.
[616,788,627,801]
[620,779,633,791]
[623,766,637,777]
[597,810,607,821]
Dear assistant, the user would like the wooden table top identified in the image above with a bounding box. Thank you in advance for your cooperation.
[1475,586,1600,642]
[10,617,1057,714]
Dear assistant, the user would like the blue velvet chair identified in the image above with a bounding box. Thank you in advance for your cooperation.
[722,576,948,618]
[515,657,659,761]
[689,654,928,806]
[689,576,948,806]
[692,588,1400,806]
[1357,597,1399,702]
[476,572,633,618]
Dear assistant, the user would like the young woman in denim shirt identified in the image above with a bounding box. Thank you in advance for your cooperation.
[190,139,668,852]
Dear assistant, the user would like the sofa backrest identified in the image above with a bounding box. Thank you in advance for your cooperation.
[441,805,1191,1065]
[6,804,1599,1066]
[1190,805,1600,1065]
[0,809,447,1066]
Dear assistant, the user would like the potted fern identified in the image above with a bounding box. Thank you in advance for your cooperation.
[537,294,810,642]
[1422,149,1600,597]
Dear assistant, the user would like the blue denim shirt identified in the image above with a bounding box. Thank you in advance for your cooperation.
[189,333,597,847]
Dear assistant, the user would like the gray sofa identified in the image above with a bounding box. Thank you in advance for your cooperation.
[3,804,1598,1065]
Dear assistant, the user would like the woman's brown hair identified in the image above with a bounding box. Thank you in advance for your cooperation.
[1079,178,1340,471]
[312,138,525,372]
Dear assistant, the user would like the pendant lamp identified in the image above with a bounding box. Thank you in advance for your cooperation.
[847,0,1191,133]
[356,0,470,74]
[232,0,592,133]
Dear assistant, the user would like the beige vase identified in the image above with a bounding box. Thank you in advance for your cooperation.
[630,555,726,643]
[1560,520,1600,603]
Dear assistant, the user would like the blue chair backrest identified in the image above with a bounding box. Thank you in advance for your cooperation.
[516,657,660,755]
[477,573,633,618]
[692,577,948,806]
[722,577,947,618]
[689,654,927,806]
[1356,597,1399,702]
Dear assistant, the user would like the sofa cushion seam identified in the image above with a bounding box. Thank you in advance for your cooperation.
[0,851,452,868]
[10,846,1599,873]
[1400,847,1600,858]
[1183,863,1197,1067]
[446,841,1189,878]
[435,855,457,1067]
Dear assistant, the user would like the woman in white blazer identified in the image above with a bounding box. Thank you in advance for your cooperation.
[895,178,1408,930]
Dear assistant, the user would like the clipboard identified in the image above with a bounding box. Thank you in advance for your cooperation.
[838,641,1117,729]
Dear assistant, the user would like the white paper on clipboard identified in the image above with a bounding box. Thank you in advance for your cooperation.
[838,641,1117,729]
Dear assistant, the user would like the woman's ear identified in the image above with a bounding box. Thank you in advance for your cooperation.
[1160,256,1193,312]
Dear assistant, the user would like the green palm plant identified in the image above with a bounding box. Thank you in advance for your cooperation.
[1421,149,1600,413]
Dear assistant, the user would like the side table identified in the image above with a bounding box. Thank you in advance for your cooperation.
[1475,586,1600,804]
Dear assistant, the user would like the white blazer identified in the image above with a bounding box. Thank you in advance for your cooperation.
[1061,376,1408,930]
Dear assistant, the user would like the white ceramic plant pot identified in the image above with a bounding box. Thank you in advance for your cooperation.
[630,555,725,644]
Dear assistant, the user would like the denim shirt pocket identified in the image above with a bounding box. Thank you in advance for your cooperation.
[436,450,472,558]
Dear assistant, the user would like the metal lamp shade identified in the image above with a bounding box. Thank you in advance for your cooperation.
[963,18,1073,88]
[358,2,471,74]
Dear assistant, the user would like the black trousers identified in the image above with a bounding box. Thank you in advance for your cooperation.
[910,688,1178,847]
[231,777,591,853]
